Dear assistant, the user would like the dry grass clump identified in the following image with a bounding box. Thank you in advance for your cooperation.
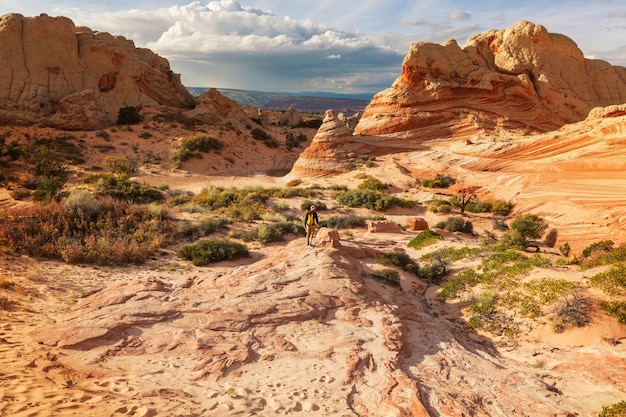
[0,195,175,265]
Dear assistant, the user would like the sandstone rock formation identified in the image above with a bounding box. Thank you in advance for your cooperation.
[0,13,195,129]
[355,20,626,137]
[184,88,249,125]
[406,217,429,231]
[279,107,303,127]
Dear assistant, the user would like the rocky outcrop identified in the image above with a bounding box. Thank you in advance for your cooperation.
[278,107,303,127]
[355,20,626,137]
[184,88,249,125]
[0,13,195,129]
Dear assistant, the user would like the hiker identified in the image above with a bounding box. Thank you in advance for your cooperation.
[304,204,320,246]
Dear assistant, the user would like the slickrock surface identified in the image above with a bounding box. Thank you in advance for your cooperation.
[0,13,194,129]
[1,234,624,416]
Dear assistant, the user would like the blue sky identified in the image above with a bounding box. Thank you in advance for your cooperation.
[2,0,625,94]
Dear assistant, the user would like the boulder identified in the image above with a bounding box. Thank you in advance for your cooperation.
[279,107,302,127]
[315,227,341,247]
[367,220,403,233]
[405,217,429,231]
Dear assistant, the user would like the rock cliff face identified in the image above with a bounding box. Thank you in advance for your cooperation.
[355,20,626,137]
[0,13,195,129]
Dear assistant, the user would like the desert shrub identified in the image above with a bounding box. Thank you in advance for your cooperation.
[21,144,69,201]
[491,199,514,216]
[407,229,444,249]
[300,200,326,211]
[177,239,249,266]
[324,214,368,229]
[427,199,452,213]
[421,174,455,188]
[467,291,519,337]
[582,240,615,258]
[589,264,626,296]
[296,119,323,129]
[357,178,388,192]
[172,134,224,167]
[241,221,302,244]
[139,131,153,139]
[599,301,626,324]
[250,127,271,141]
[0,197,174,265]
[62,191,101,218]
[553,294,591,328]
[285,132,307,150]
[499,214,548,249]
[559,242,571,257]
[176,217,229,241]
[377,251,419,276]
[371,268,401,288]
[83,173,163,203]
[336,189,414,211]
[0,132,21,164]
[103,155,135,177]
[599,401,626,417]
[418,249,451,283]
[117,106,141,125]
[436,269,481,301]
[95,130,110,140]
[435,216,473,233]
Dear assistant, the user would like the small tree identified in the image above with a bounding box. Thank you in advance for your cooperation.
[449,183,480,215]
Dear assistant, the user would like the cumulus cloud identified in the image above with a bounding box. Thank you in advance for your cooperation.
[56,0,404,93]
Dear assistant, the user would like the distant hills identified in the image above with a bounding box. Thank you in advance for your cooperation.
[187,87,372,113]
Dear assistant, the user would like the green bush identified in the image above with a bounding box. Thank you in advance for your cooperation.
[407,229,444,249]
[435,216,473,233]
[83,172,163,203]
[103,155,135,177]
[421,174,455,188]
[582,240,614,258]
[178,239,249,266]
[357,178,388,192]
[499,214,548,249]
[172,134,224,167]
[176,217,229,241]
[377,251,419,276]
[371,268,401,287]
[599,400,626,417]
[428,199,452,213]
[336,189,414,211]
[589,264,626,296]
[241,221,302,244]
[599,301,626,324]
[324,214,368,229]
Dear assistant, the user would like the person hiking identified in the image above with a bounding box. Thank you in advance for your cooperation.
[304,204,320,246]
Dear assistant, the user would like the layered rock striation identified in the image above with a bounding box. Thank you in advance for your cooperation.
[355,20,626,137]
[0,13,195,129]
